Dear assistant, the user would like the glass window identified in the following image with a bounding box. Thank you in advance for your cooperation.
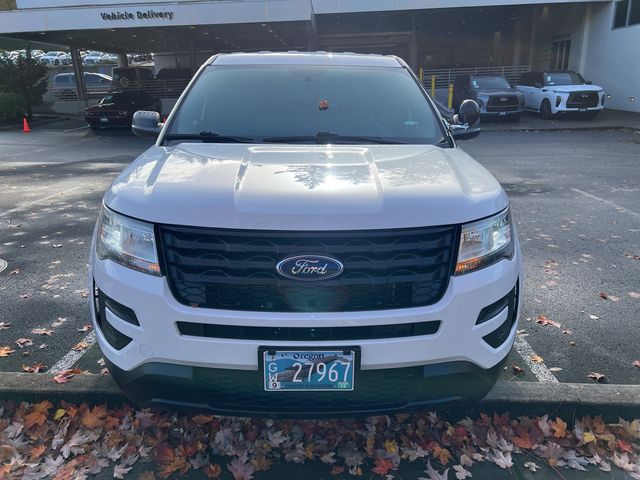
[614,0,630,28]
[544,71,585,86]
[167,65,443,145]
[629,0,640,25]
[470,76,511,90]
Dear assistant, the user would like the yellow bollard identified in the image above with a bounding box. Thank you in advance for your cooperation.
[419,67,423,84]
[431,75,436,98]
[448,84,454,109]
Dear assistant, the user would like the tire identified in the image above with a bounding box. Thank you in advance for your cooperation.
[540,99,554,120]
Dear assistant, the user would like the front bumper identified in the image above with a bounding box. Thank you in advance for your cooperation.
[90,235,522,414]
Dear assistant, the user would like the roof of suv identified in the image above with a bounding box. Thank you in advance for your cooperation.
[210,51,403,68]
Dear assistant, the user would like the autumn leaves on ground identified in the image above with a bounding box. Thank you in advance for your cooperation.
[0,400,639,479]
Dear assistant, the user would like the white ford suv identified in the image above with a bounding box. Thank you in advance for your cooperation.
[89,52,522,416]
[517,70,605,119]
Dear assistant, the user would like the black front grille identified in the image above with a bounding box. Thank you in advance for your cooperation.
[487,95,519,111]
[177,319,441,341]
[158,225,458,313]
[567,91,599,108]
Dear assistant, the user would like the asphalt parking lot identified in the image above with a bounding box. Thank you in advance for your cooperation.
[0,119,638,388]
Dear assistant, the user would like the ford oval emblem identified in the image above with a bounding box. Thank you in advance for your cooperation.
[276,255,343,281]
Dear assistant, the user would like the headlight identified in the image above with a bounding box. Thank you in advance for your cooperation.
[96,207,161,276]
[455,208,513,275]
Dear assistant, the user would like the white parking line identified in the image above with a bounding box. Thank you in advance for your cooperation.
[63,125,89,132]
[49,332,96,373]
[572,188,640,219]
[514,335,559,383]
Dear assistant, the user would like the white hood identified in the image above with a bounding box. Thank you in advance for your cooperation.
[104,144,508,230]
[550,84,603,93]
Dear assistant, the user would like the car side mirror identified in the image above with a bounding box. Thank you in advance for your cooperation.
[450,99,481,141]
[132,110,161,138]
[585,80,593,85]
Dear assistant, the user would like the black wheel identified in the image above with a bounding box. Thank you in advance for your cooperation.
[540,99,554,120]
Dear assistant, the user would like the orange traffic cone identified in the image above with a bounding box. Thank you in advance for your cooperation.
[23,116,31,133]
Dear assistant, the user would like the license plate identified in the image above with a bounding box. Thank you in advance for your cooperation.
[579,108,587,112]
[499,112,507,116]
[100,117,109,123]
[262,349,355,392]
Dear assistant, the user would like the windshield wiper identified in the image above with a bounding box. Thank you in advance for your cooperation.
[262,132,407,145]
[163,131,256,143]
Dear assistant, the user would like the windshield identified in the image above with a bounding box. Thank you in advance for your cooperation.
[545,72,584,86]
[470,75,511,90]
[165,64,443,144]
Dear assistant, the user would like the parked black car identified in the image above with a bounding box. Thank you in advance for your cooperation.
[453,74,525,121]
[85,92,162,129]
[154,67,193,98]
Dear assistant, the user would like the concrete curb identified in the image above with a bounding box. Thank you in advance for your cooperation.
[0,373,638,419]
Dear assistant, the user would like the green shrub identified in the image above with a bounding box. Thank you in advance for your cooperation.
[0,92,26,124]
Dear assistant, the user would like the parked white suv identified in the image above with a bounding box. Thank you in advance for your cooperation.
[517,70,605,119]
[89,52,522,416]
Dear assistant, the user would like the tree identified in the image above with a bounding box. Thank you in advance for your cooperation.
[0,50,48,118]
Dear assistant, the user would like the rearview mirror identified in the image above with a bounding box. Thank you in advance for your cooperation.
[456,99,480,127]
[132,110,161,138]
[450,99,481,141]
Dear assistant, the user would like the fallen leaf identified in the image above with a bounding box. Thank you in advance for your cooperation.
[77,324,92,332]
[53,368,82,384]
[628,292,640,299]
[9,268,20,274]
[561,329,572,335]
[523,461,539,472]
[21,363,47,373]
[203,464,222,478]
[0,346,15,357]
[453,464,472,479]
[15,338,33,348]
[81,404,108,429]
[113,464,132,479]
[589,315,599,320]
[72,341,90,351]
[19,293,31,299]
[0,322,11,330]
[433,446,452,465]
[531,355,544,363]
[511,364,524,375]
[623,252,640,261]
[372,457,394,476]
[582,431,596,443]
[535,315,560,328]
[549,367,562,372]
[31,328,54,336]
[633,360,640,369]
[228,458,255,480]
[588,372,607,383]
[551,418,568,438]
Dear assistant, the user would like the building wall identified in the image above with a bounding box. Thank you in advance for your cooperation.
[583,2,640,112]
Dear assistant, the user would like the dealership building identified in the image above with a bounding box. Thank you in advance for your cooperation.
[0,0,638,112]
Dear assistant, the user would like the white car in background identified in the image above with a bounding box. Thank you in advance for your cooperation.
[83,51,108,65]
[516,70,605,119]
[39,51,67,65]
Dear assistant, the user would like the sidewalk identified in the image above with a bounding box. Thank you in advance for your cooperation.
[481,108,640,132]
